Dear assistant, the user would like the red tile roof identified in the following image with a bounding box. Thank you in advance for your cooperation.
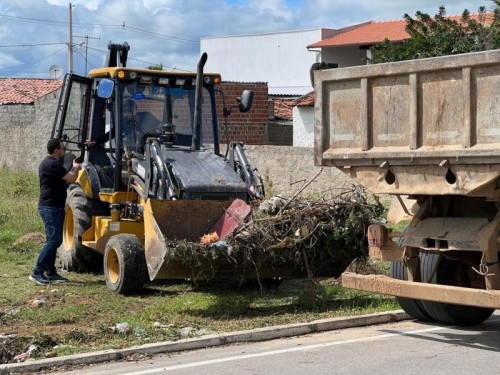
[273,98,295,120]
[0,78,62,104]
[293,91,315,107]
[308,13,494,48]
[309,20,408,48]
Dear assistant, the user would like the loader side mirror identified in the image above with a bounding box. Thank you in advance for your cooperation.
[237,90,254,113]
[97,79,114,99]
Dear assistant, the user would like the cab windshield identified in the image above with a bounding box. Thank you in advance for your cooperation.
[119,83,215,150]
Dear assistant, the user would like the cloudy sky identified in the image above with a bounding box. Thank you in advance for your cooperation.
[0,0,492,78]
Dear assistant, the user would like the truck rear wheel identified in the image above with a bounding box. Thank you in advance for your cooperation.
[390,260,433,322]
[420,252,494,326]
[58,185,103,272]
[104,234,147,294]
[389,229,433,322]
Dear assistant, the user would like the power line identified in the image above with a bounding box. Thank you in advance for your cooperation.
[0,46,67,76]
[0,13,65,26]
[0,43,67,48]
[73,7,200,43]
[0,12,199,43]
[123,25,198,44]
[0,12,122,28]
[85,46,192,72]
[0,9,199,76]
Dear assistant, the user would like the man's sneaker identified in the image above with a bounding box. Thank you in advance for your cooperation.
[45,271,69,283]
[29,273,51,286]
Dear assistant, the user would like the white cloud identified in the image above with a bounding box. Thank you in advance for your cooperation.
[142,0,176,12]
[248,0,294,22]
[0,0,493,77]
[47,0,103,11]
[0,52,23,69]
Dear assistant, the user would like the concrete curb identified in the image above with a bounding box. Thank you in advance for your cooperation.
[0,310,409,374]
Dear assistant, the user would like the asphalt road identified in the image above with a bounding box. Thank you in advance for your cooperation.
[56,311,500,375]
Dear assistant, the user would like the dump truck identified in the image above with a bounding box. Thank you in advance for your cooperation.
[313,49,500,325]
[51,42,267,294]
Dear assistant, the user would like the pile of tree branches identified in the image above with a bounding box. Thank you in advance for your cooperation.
[164,185,385,281]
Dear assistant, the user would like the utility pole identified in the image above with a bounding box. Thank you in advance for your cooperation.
[84,35,88,73]
[68,2,73,74]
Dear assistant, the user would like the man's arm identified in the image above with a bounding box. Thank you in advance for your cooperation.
[62,160,82,183]
[86,130,111,147]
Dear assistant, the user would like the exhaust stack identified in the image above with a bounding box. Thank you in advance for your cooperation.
[192,52,207,150]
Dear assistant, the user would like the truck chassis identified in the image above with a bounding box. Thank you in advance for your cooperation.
[314,49,500,325]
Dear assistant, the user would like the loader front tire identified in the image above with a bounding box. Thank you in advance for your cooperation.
[419,252,494,326]
[104,234,147,295]
[58,185,103,272]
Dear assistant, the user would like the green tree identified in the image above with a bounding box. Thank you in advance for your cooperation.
[370,3,500,63]
[147,63,163,70]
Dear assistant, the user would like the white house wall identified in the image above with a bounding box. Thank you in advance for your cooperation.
[321,46,366,68]
[295,46,369,147]
[293,106,314,147]
[201,29,337,95]
[321,46,368,67]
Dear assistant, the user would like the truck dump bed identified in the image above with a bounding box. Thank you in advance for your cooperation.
[314,50,500,197]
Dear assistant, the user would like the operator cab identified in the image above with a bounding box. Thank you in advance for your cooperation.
[52,67,224,199]
[52,42,260,202]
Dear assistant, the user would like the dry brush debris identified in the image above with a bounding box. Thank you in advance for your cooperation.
[164,185,385,281]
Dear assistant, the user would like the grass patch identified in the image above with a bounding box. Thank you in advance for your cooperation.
[0,167,399,364]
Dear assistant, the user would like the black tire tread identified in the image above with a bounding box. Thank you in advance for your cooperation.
[389,226,433,322]
[58,185,104,272]
[419,252,494,326]
[104,234,146,295]
[390,261,433,321]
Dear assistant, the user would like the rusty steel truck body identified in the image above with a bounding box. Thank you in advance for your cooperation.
[313,49,500,325]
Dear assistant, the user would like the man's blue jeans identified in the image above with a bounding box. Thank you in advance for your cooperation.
[34,205,65,275]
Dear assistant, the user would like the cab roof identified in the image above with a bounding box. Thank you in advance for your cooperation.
[88,67,221,80]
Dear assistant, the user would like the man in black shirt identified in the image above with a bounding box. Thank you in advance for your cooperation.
[30,138,81,286]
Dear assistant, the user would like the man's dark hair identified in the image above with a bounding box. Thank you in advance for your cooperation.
[47,138,62,153]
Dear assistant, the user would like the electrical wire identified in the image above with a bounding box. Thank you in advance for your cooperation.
[85,45,192,72]
[0,46,67,76]
[0,12,122,28]
[0,12,198,43]
[0,43,67,48]
[123,25,198,44]
[0,8,199,75]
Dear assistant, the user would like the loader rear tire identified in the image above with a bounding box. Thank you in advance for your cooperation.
[58,185,104,272]
[390,260,433,322]
[104,234,147,295]
[419,252,494,326]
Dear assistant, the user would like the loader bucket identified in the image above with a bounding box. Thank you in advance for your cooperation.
[144,199,232,280]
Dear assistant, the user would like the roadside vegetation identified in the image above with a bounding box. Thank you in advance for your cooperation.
[0,166,397,363]
[371,2,500,63]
